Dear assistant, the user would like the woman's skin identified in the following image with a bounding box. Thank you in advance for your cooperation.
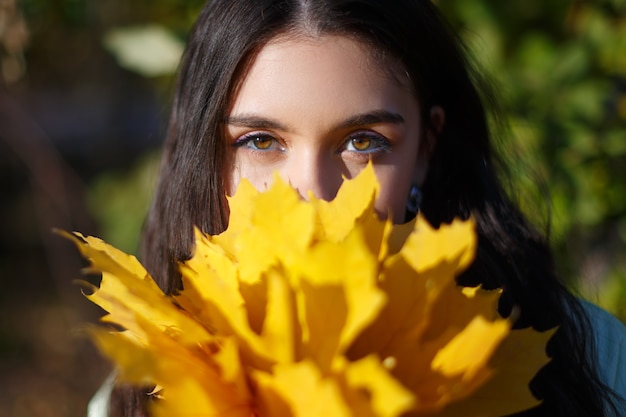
[225,34,442,222]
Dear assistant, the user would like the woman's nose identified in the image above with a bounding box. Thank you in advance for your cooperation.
[282,152,344,201]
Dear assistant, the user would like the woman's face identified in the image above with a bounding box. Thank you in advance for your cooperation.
[225,34,430,222]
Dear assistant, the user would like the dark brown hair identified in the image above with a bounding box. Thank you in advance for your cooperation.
[109,1,622,416]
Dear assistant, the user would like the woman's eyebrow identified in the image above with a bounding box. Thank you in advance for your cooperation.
[224,114,291,131]
[224,109,405,131]
[335,110,405,130]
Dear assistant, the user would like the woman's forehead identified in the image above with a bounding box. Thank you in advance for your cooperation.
[227,34,418,126]
[237,32,411,91]
[228,33,415,115]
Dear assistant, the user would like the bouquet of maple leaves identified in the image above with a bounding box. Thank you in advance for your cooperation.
[65,165,552,417]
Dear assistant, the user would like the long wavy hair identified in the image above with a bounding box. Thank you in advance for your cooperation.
[109,1,621,416]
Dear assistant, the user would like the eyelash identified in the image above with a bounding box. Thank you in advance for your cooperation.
[231,130,392,155]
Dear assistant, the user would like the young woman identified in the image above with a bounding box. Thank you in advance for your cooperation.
[91,1,626,416]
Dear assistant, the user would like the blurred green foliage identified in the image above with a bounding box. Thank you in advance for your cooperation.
[87,152,160,254]
[71,1,625,320]
[438,0,626,319]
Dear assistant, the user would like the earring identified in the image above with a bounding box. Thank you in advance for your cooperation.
[406,184,422,214]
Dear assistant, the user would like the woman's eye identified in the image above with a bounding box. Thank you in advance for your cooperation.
[250,136,273,150]
[345,133,391,154]
[350,136,372,151]
[234,133,282,151]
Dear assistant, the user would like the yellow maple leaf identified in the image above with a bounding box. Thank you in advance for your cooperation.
[66,163,553,417]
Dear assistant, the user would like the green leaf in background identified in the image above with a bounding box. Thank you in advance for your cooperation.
[103,25,184,77]
[87,152,160,255]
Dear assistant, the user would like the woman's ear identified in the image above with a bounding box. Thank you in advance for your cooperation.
[414,105,445,185]
[429,105,445,135]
